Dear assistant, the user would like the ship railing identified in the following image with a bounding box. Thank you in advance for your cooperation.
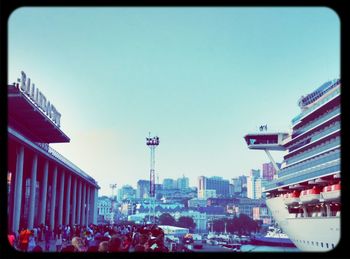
[280,150,340,177]
[265,163,340,191]
[288,123,340,156]
[310,122,340,143]
[292,107,340,138]
[286,137,340,165]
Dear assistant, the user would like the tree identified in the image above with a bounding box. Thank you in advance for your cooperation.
[176,216,196,231]
[237,214,259,234]
[213,219,225,233]
[159,213,176,226]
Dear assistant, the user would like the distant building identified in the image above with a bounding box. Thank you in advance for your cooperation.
[198,176,230,198]
[252,205,273,224]
[173,210,207,232]
[118,185,136,201]
[235,197,265,218]
[188,198,207,208]
[198,189,217,199]
[250,169,261,178]
[177,175,189,190]
[262,162,281,181]
[120,201,136,216]
[247,169,267,199]
[137,180,150,199]
[97,196,112,223]
[163,178,176,189]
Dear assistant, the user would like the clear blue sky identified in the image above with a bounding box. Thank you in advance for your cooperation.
[8,7,340,196]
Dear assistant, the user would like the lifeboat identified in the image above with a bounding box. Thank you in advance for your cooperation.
[321,182,340,202]
[283,190,300,206]
[299,186,321,204]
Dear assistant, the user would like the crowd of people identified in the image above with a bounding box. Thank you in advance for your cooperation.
[8,223,181,252]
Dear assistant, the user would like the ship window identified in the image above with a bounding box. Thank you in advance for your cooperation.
[311,241,314,246]
[316,242,318,246]
[321,242,323,247]
[326,243,329,248]
[332,244,335,248]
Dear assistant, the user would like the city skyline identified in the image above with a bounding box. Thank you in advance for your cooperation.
[8,7,340,196]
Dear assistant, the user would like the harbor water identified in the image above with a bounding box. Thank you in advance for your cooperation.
[240,244,300,252]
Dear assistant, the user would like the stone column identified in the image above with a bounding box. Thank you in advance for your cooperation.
[81,182,86,226]
[86,186,91,226]
[71,177,77,225]
[77,180,82,225]
[12,145,24,233]
[57,170,65,226]
[65,174,72,225]
[40,160,49,225]
[93,187,98,224]
[28,154,38,229]
[49,166,58,230]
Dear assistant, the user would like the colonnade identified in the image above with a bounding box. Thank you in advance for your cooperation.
[8,141,98,233]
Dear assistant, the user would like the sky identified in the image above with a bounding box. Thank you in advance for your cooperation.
[8,7,340,196]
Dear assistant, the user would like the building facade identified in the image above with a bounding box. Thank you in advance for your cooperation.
[262,162,281,181]
[136,180,150,199]
[198,176,230,198]
[177,175,189,190]
[7,77,99,233]
[117,185,136,202]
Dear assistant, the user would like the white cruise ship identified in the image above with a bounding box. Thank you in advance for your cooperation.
[244,79,341,251]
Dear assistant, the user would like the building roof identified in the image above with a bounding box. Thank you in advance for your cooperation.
[8,84,70,143]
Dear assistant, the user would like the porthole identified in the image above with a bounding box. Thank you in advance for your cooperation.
[326,243,329,248]
[321,242,323,247]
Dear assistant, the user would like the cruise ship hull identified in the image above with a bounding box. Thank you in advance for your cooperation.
[266,197,340,251]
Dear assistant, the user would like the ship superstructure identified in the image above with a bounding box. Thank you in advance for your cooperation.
[244,79,341,251]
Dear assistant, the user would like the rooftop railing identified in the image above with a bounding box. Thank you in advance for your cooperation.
[292,87,340,125]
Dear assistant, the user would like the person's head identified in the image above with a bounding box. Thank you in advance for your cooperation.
[32,245,42,252]
[98,241,109,252]
[108,235,122,252]
[71,237,85,252]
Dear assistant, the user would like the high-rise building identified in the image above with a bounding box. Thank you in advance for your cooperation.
[198,176,230,198]
[262,162,281,181]
[247,171,267,199]
[250,169,261,178]
[118,185,136,201]
[163,178,176,189]
[136,180,150,199]
[177,175,189,190]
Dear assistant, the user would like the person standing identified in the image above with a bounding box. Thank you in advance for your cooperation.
[8,232,16,248]
[19,228,31,252]
[44,226,51,251]
[56,233,63,252]
[28,231,36,251]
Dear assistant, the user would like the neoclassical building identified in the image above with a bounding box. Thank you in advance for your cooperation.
[7,72,99,233]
